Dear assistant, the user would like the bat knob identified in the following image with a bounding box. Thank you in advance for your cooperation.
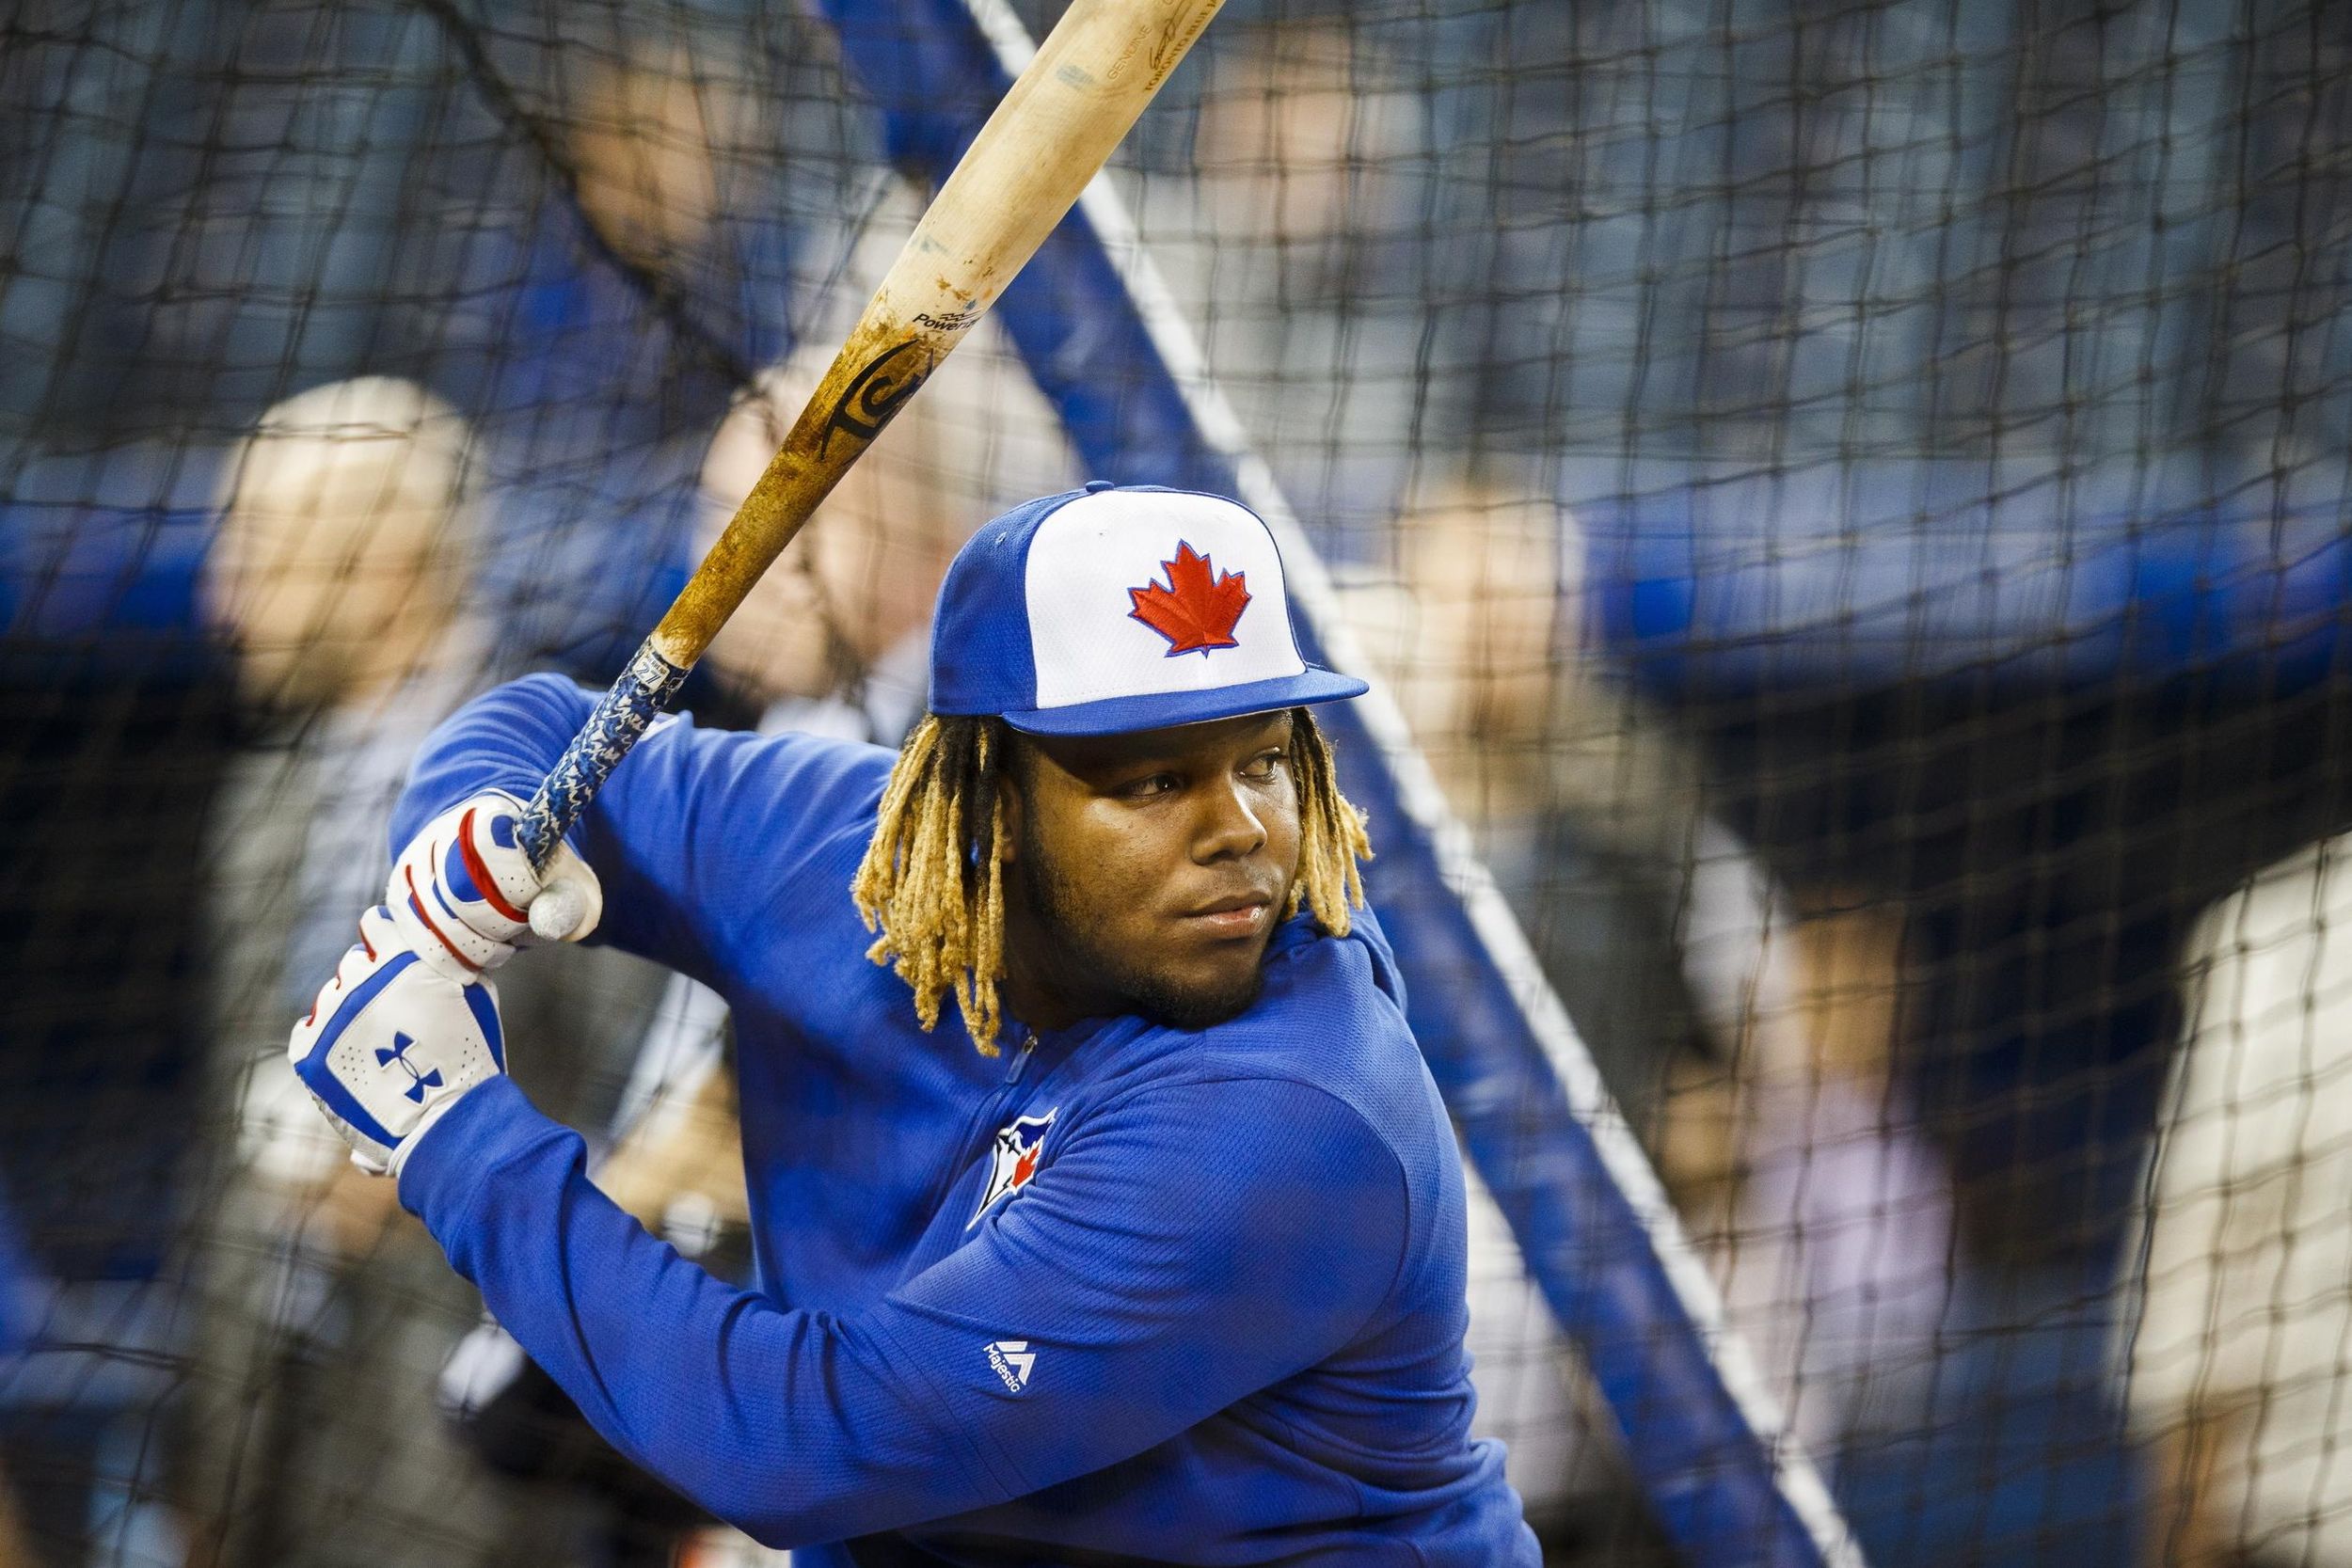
[530,881,590,942]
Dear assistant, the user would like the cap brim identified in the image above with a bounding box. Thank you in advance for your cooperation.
[998,666,1370,737]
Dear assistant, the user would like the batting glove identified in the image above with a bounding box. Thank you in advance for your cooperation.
[387,789,602,982]
[290,905,508,1177]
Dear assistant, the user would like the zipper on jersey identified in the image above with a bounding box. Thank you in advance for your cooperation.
[922,1030,1040,1226]
[1003,1030,1036,1085]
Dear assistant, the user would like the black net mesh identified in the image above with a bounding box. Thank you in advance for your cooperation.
[1,1,2348,1564]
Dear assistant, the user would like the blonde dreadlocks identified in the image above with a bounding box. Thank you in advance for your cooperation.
[850,708,1371,1055]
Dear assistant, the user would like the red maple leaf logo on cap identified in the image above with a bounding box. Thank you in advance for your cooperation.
[1128,541,1250,656]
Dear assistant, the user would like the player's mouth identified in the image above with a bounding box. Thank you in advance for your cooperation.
[1179,891,1276,940]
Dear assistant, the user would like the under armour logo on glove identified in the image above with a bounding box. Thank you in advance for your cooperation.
[290,905,509,1177]
[376,1033,446,1103]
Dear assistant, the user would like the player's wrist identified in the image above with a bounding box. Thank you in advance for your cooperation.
[387,1081,479,1183]
[390,1077,571,1230]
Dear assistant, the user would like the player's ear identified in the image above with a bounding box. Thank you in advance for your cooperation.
[995,731,1025,863]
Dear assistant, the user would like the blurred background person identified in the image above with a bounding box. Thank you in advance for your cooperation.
[186,374,527,1568]
[2126,835,2352,1568]
[684,311,1070,742]
[189,375,684,1567]
[404,23,862,684]
[1709,890,1951,1463]
[1132,13,1438,546]
[1342,479,1955,1547]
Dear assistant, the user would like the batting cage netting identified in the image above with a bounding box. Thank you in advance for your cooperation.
[3,0,2348,1564]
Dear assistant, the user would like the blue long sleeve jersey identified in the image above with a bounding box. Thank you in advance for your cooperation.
[392,675,1537,1565]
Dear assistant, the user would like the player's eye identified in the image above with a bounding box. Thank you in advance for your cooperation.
[1120,771,1181,799]
[1239,747,1288,781]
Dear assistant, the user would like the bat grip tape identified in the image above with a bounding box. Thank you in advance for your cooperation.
[517,641,693,871]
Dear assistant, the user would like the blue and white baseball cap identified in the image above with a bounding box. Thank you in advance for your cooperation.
[930,483,1368,736]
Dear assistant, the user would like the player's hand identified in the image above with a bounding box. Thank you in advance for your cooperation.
[387,789,602,981]
[289,905,509,1177]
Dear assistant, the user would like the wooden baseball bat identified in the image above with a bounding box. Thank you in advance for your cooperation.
[516,0,1224,882]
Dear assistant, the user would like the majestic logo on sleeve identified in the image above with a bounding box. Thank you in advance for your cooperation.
[986,1339,1036,1393]
[1128,541,1249,656]
[968,1108,1057,1228]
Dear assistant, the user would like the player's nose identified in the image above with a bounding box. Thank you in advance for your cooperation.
[1190,777,1267,864]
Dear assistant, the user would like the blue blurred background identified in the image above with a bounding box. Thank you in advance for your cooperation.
[2,1,2348,1564]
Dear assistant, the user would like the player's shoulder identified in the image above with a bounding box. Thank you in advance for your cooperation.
[1164,908,1447,1180]
[493,672,897,830]
[693,717,897,823]
[1243,904,1420,1083]
[454,675,899,904]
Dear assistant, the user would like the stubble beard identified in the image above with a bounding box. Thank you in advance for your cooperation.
[1016,824,1270,1032]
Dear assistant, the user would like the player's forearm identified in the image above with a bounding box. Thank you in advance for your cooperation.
[391,673,600,856]
[398,1077,1011,1547]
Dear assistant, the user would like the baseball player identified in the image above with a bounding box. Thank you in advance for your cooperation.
[289,483,1539,1563]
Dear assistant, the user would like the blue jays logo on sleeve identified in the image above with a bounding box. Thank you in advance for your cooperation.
[968,1108,1057,1228]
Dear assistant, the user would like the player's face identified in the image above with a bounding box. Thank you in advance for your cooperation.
[1003,710,1302,1032]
